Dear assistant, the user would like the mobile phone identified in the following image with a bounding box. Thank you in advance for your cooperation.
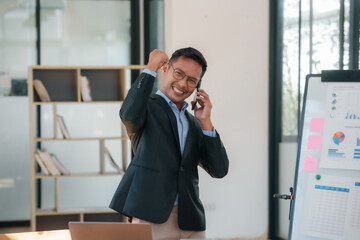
[191,80,202,110]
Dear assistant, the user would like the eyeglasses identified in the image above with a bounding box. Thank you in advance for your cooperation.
[170,64,200,88]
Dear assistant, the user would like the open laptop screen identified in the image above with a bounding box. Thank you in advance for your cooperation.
[68,221,152,240]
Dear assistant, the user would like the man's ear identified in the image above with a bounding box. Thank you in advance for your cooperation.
[162,63,169,74]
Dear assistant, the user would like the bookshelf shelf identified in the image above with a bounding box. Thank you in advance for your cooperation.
[34,137,127,142]
[35,172,124,179]
[34,207,121,231]
[29,65,145,231]
[33,101,124,105]
[35,207,117,216]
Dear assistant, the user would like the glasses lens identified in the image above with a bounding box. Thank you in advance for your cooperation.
[173,69,184,80]
[187,78,198,88]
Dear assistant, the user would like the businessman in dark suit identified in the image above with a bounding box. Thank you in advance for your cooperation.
[110,47,229,240]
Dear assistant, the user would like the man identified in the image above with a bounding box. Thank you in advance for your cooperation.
[110,47,229,240]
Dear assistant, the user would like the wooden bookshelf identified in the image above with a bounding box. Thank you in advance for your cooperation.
[28,65,145,231]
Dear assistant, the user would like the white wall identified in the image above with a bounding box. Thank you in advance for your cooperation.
[164,0,269,238]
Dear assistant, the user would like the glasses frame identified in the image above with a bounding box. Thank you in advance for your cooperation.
[169,64,201,88]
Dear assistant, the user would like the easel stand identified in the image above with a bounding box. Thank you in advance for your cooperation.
[273,187,294,220]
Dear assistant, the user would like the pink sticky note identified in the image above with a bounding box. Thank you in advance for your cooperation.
[308,135,322,150]
[310,118,325,133]
[303,155,319,171]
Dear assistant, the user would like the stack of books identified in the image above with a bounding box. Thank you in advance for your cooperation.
[105,147,124,174]
[34,149,70,175]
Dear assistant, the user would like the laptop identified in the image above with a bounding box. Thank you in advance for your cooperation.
[68,221,152,240]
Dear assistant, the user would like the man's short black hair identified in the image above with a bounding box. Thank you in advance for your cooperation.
[169,47,207,78]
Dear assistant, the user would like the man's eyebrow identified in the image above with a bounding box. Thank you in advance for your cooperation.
[174,67,184,72]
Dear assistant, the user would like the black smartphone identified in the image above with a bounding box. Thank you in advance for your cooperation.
[191,80,202,110]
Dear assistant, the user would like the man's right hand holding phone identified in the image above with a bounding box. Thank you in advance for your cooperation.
[191,88,214,131]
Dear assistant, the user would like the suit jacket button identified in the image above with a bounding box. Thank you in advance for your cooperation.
[180,166,184,172]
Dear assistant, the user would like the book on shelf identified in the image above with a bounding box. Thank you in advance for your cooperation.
[34,152,50,175]
[80,76,92,102]
[37,149,61,176]
[57,114,71,139]
[33,79,51,102]
[50,153,71,175]
[104,147,123,173]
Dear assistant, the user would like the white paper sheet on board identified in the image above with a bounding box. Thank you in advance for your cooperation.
[320,84,360,170]
[301,174,360,240]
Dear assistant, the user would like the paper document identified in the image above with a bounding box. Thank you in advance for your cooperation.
[301,174,360,239]
[320,84,360,170]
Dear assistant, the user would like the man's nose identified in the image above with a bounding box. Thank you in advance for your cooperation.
[178,77,188,87]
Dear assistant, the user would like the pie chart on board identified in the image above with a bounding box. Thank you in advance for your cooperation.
[333,131,345,145]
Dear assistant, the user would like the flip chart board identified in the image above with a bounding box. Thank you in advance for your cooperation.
[289,71,360,240]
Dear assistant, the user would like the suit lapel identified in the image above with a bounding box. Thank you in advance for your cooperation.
[150,94,181,155]
[182,111,195,160]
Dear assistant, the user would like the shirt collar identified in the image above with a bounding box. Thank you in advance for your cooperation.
[156,90,189,111]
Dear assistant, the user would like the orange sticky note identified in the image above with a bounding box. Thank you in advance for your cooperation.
[303,155,319,171]
[308,135,322,150]
[310,118,325,133]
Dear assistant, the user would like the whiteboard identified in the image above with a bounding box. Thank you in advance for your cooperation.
[289,71,360,240]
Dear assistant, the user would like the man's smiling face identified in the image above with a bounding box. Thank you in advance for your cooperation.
[161,57,202,110]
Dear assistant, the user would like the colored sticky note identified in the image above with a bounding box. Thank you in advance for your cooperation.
[308,135,322,150]
[303,155,319,172]
[310,118,325,133]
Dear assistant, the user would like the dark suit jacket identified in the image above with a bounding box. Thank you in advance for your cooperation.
[109,73,229,231]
